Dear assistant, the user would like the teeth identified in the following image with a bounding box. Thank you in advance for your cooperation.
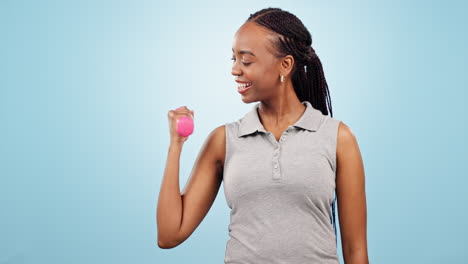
[238,82,252,88]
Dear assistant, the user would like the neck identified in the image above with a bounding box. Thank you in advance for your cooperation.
[257,95,305,127]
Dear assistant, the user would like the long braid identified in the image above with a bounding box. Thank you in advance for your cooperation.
[246,8,333,118]
[246,7,337,245]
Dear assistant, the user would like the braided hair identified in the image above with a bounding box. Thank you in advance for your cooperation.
[246,7,338,245]
[246,7,333,118]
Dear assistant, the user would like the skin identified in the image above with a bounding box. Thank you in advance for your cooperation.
[157,21,369,264]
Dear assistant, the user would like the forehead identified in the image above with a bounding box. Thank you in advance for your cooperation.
[232,22,272,55]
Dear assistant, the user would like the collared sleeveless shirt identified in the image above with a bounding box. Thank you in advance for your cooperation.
[223,100,341,264]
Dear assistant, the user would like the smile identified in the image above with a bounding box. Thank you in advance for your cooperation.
[237,82,252,94]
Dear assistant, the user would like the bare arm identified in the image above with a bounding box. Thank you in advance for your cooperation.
[156,123,225,249]
[336,121,369,264]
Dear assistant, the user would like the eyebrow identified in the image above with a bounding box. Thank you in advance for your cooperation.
[232,48,256,56]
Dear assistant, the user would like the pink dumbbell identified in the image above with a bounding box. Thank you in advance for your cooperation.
[175,107,194,137]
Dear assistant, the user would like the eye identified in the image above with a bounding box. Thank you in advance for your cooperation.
[230,56,252,66]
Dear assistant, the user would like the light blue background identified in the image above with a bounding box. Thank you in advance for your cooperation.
[1,0,467,263]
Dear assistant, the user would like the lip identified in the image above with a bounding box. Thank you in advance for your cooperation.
[237,83,252,94]
[235,80,251,83]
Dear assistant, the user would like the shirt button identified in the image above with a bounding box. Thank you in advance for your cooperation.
[274,145,279,149]
[273,152,278,156]
[274,163,278,169]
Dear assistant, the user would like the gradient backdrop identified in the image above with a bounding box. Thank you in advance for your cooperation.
[1,0,467,263]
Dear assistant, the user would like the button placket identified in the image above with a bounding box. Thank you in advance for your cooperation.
[270,129,292,181]
[273,161,281,180]
[272,143,280,180]
[273,133,286,180]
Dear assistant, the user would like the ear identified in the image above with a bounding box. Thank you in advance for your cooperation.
[279,55,294,77]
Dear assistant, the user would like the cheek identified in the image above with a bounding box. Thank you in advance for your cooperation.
[257,67,277,86]
[252,64,276,80]
[244,64,277,91]
[261,63,278,77]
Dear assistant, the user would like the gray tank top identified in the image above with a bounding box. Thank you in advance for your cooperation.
[223,100,341,263]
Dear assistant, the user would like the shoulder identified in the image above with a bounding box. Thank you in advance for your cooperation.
[211,124,226,141]
[212,119,243,144]
[337,120,356,143]
[336,120,359,157]
[204,124,227,164]
[206,124,226,148]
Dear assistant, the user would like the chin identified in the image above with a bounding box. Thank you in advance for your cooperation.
[240,95,259,104]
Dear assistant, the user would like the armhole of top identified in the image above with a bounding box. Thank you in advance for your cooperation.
[331,119,341,246]
[223,123,230,177]
[331,118,342,175]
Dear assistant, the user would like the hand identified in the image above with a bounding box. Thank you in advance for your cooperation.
[167,106,194,144]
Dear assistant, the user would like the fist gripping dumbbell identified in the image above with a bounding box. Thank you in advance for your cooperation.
[174,107,194,137]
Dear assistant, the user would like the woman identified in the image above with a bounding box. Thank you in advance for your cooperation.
[157,7,369,264]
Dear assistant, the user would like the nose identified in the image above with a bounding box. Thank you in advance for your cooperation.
[231,61,242,77]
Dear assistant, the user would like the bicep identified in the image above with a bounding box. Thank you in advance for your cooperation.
[177,125,225,244]
[336,121,368,255]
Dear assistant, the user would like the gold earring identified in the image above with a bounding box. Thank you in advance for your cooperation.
[280,75,284,82]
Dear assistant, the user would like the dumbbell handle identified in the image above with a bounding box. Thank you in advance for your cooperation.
[175,107,194,137]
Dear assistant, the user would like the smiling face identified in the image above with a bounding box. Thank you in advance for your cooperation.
[231,22,293,103]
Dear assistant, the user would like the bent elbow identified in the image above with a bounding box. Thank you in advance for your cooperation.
[158,239,176,249]
[157,235,182,249]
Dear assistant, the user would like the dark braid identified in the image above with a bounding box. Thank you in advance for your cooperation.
[246,7,333,118]
[246,8,338,246]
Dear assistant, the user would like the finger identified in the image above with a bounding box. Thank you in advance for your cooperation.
[175,109,192,117]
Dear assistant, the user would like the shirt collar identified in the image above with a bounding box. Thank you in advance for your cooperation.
[238,100,323,137]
